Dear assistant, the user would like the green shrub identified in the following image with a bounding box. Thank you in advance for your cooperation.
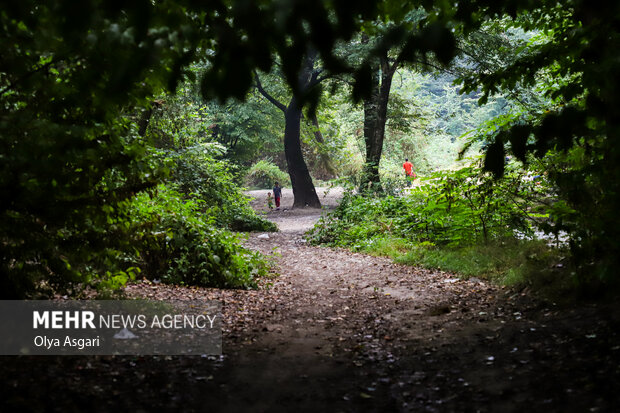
[156,144,276,232]
[128,185,267,288]
[244,160,291,189]
[308,162,545,247]
[306,163,573,292]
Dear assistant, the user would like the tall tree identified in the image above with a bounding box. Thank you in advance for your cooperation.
[354,11,456,191]
[255,52,327,208]
[359,44,399,190]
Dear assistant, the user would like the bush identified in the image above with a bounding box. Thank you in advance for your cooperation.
[158,144,276,232]
[128,185,267,288]
[0,1,206,299]
[306,162,573,292]
[244,160,290,189]
[308,162,544,247]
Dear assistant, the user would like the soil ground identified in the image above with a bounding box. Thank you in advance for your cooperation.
[2,187,620,412]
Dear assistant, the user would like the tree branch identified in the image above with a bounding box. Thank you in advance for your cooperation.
[309,112,325,144]
[309,72,333,88]
[254,71,287,113]
[454,44,534,112]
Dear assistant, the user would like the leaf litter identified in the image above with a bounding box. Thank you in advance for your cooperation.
[1,188,619,412]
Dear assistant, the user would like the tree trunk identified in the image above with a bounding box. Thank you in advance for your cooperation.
[254,52,322,208]
[360,54,396,192]
[285,96,321,208]
[310,113,326,144]
[361,87,382,191]
[137,99,164,137]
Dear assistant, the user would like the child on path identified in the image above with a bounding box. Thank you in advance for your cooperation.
[273,182,282,210]
[266,192,273,210]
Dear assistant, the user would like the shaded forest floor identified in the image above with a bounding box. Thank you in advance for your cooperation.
[2,188,620,412]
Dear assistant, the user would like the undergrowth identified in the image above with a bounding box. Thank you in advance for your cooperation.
[307,164,578,298]
[128,184,269,289]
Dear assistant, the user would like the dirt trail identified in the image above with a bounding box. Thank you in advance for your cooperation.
[224,188,620,412]
[2,188,619,412]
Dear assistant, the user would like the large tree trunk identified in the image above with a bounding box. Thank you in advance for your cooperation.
[360,54,396,192]
[254,52,322,208]
[284,96,321,208]
[361,87,382,191]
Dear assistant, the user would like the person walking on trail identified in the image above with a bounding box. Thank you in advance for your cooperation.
[273,182,282,210]
[403,158,416,187]
[266,192,274,210]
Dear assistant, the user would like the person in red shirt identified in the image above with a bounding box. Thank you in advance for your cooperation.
[403,158,415,187]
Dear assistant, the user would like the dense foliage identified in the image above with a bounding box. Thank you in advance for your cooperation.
[452,1,620,285]
[308,161,548,248]
[167,146,276,232]
[128,185,265,289]
[307,162,569,290]
[0,1,192,298]
[0,1,276,298]
[3,0,620,296]
[143,90,277,232]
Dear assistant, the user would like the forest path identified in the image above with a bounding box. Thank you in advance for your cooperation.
[122,189,618,412]
[197,188,617,412]
[3,190,618,412]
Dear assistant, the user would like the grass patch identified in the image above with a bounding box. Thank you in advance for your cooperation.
[360,236,414,258]
[358,235,575,297]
